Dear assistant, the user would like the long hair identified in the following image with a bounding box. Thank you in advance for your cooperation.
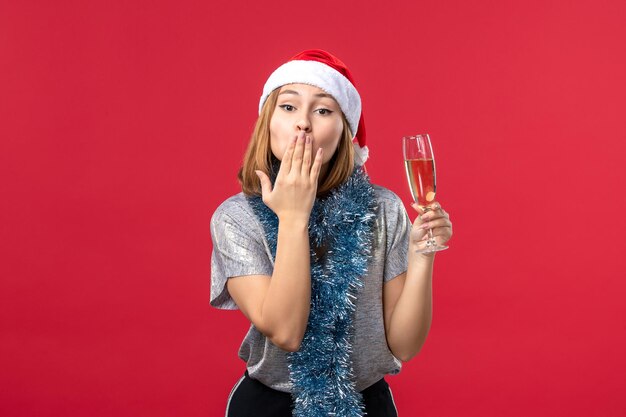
[237,89,355,197]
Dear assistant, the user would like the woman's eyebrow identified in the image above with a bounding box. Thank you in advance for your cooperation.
[278,90,334,99]
[278,90,299,96]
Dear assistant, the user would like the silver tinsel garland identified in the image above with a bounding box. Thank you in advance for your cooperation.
[247,165,377,417]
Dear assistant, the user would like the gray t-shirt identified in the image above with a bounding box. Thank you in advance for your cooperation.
[210,184,410,392]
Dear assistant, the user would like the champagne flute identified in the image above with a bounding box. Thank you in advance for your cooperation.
[403,134,448,253]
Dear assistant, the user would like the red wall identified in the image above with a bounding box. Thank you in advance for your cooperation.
[1,1,625,416]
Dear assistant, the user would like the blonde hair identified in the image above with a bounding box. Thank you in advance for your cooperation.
[237,89,355,197]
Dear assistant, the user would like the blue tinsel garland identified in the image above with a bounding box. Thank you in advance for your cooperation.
[247,166,377,417]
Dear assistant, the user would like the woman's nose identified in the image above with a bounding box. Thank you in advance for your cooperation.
[296,117,311,132]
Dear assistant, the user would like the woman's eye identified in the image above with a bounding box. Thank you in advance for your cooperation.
[279,104,295,112]
[316,108,333,115]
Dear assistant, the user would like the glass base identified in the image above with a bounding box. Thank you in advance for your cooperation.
[414,241,449,254]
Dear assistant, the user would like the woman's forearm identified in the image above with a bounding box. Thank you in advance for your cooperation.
[386,254,434,362]
[260,217,311,351]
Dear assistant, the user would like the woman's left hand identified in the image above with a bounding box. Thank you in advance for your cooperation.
[410,202,453,254]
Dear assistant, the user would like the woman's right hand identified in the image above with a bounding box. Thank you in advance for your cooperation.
[255,131,323,224]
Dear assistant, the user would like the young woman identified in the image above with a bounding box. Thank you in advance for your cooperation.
[210,49,453,417]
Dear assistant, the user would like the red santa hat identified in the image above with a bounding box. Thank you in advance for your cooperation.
[259,49,369,166]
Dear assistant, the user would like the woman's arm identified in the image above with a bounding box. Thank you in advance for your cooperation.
[227,217,310,352]
[226,132,322,352]
[383,259,433,362]
[383,203,452,361]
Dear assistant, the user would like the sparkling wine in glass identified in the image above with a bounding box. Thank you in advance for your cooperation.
[403,134,448,253]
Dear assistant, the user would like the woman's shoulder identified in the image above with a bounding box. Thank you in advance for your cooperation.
[211,192,258,228]
[371,184,405,208]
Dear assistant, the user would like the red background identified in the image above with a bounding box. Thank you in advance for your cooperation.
[1,1,625,416]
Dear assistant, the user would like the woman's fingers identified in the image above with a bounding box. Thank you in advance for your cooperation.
[412,202,449,220]
[310,147,323,182]
[278,132,319,179]
[255,170,273,200]
[278,135,298,177]
[409,200,453,246]
[410,203,433,225]
[411,201,452,228]
[420,219,452,230]
[301,135,312,175]
[290,132,306,174]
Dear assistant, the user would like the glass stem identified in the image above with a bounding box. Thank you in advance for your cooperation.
[427,228,436,248]
[423,207,436,248]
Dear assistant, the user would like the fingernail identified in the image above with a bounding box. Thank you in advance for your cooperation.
[306,136,311,144]
[420,223,430,229]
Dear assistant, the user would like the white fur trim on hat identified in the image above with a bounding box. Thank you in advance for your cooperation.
[259,60,361,138]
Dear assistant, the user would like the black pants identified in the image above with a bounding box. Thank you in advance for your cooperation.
[226,371,398,417]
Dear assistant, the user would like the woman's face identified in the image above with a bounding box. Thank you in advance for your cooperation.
[269,83,344,167]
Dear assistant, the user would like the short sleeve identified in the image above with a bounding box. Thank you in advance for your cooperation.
[383,193,411,282]
[210,202,273,309]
